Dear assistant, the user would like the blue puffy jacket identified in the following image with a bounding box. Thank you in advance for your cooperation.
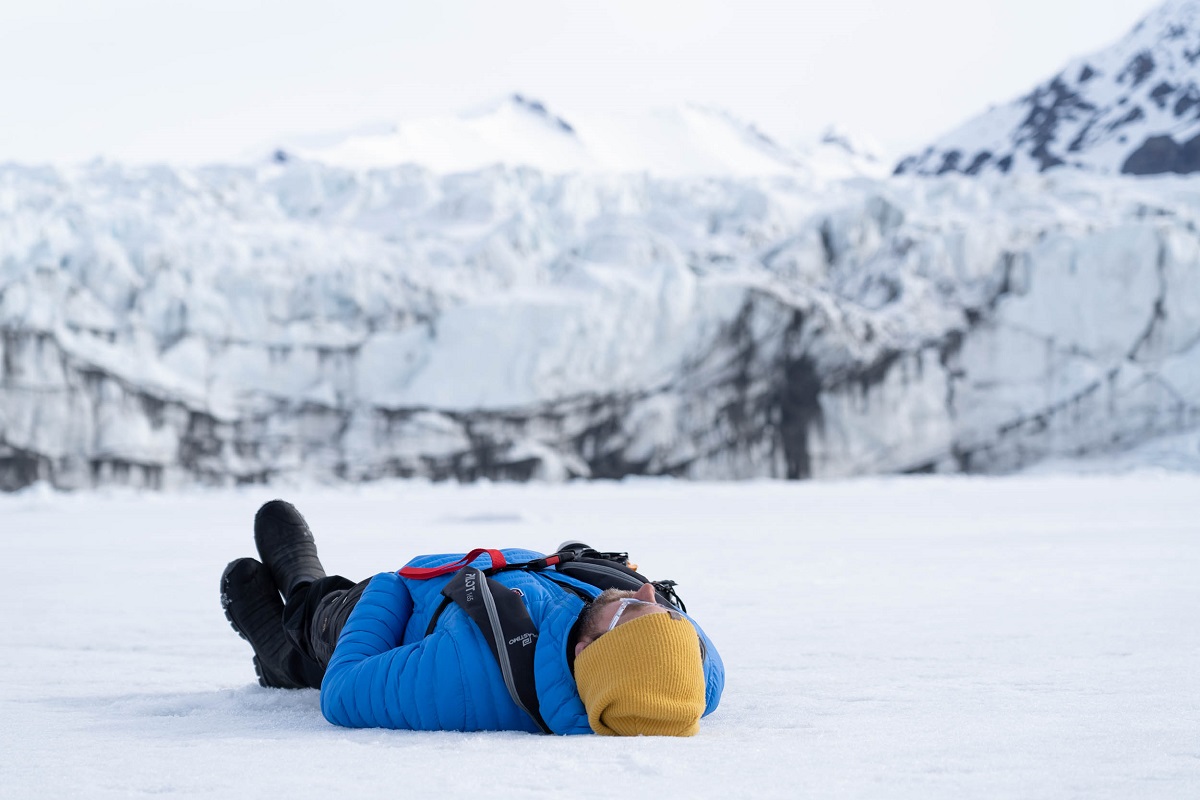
[320,548,724,734]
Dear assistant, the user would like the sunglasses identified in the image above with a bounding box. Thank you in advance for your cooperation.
[606,598,687,632]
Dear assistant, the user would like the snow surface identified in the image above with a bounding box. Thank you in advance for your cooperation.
[2,474,1198,799]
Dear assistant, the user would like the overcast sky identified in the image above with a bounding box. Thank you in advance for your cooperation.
[0,0,1164,166]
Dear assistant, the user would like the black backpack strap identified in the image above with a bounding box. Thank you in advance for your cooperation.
[555,556,687,612]
[539,573,597,603]
[424,595,453,636]
[442,567,550,734]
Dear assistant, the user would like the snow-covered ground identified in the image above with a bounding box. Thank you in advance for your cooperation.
[2,473,1196,799]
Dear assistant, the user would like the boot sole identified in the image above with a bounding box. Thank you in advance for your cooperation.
[220,568,273,689]
[221,592,271,689]
[220,560,301,689]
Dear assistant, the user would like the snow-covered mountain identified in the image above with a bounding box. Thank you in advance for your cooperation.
[1,157,1198,490]
[896,0,1200,177]
[270,95,888,182]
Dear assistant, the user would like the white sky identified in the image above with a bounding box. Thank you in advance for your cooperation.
[0,0,1164,166]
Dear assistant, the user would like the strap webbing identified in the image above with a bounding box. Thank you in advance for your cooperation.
[442,568,550,734]
[398,549,507,580]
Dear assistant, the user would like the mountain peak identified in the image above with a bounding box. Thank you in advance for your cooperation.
[265,96,885,181]
[820,124,884,163]
[896,0,1200,177]
[507,93,576,135]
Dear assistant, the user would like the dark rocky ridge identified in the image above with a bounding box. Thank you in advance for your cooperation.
[896,2,1200,177]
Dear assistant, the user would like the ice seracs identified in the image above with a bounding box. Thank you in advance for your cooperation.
[1,157,1198,490]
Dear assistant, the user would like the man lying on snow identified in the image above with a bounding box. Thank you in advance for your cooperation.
[220,500,724,736]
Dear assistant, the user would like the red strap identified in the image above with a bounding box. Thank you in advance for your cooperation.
[398,548,508,580]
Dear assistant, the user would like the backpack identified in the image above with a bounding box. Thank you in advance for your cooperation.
[546,543,688,610]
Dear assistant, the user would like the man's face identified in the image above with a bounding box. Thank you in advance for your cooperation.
[574,583,671,658]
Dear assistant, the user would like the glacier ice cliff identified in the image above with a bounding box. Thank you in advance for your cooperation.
[0,161,1198,489]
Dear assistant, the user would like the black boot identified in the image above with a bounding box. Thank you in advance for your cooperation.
[254,500,327,598]
[220,557,309,689]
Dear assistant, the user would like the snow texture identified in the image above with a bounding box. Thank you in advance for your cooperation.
[2,473,1198,798]
[896,0,1200,177]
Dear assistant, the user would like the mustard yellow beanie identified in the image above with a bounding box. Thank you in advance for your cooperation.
[575,612,706,736]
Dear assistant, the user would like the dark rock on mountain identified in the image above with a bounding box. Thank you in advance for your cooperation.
[896,1,1200,176]
[1121,132,1200,172]
[511,93,576,134]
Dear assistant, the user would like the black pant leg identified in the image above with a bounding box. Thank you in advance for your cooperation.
[282,575,370,687]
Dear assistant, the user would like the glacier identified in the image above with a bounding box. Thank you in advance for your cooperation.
[1,157,1198,490]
